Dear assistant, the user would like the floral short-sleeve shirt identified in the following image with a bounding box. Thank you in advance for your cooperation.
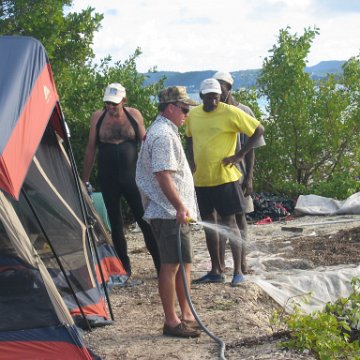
[136,115,198,221]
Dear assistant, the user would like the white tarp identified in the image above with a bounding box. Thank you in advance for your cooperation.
[295,192,360,215]
[193,215,360,315]
[252,265,360,314]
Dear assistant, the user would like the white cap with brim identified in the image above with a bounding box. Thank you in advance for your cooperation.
[212,71,234,86]
[103,83,126,104]
[200,78,222,95]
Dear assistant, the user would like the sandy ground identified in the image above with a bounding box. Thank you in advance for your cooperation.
[84,214,360,359]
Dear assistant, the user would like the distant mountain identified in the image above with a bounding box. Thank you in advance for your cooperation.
[305,60,346,78]
[142,69,260,91]
[142,60,345,92]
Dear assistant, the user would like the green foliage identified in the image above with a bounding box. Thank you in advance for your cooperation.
[0,1,164,185]
[277,278,360,359]
[0,0,165,222]
[308,173,359,199]
[233,87,263,120]
[0,0,103,75]
[256,27,360,199]
[271,171,359,199]
[2,2,359,203]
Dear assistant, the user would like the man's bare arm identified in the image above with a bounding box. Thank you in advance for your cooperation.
[223,124,265,167]
[243,149,255,196]
[128,107,146,140]
[82,111,101,182]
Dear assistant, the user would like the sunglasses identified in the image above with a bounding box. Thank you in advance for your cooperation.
[105,101,119,106]
[173,104,190,115]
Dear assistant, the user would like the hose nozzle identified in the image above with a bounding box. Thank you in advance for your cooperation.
[185,217,197,224]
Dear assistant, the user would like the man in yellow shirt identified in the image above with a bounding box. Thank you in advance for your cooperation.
[212,71,266,275]
[186,78,264,286]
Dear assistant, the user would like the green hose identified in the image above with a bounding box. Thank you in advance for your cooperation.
[176,223,227,360]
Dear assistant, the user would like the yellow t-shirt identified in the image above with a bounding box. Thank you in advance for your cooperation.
[186,102,260,187]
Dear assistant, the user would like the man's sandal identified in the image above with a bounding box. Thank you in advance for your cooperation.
[182,319,202,331]
[192,273,225,284]
[231,274,245,287]
[163,322,201,338]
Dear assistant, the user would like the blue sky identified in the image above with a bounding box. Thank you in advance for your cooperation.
[70,0,360,72]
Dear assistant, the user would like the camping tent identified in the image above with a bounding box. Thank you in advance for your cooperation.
[0,35,127,321]
[0,36,62,199]
[13,123,112,327]
[0,193,94,360]
[0,35,125,357]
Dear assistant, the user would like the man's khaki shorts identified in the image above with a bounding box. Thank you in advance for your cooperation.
[150,219,192,264]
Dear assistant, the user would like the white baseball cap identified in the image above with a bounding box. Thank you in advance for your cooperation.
[103,83,126,103]
[199,78,222,95]
[212,71,234,86]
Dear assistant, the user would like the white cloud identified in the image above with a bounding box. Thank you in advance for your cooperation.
[70,0,360,72]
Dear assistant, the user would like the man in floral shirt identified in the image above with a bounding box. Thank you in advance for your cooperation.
[136,86,200,338]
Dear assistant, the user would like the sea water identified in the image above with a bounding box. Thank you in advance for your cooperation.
[188,92,268,114]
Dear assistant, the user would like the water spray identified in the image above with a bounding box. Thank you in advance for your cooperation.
[187,217,246,246]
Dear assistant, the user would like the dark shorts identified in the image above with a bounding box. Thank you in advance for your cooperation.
[195,181,246,218]
[150,219,192,264]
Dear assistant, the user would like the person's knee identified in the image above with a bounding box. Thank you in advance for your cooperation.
[160,263,179,275]
[235,212,247,229]
[220,214,237,228]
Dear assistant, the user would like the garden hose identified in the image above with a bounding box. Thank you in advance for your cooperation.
[176,222,227,360]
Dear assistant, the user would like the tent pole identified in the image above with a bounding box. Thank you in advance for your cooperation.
[67,146,115,321]
[21,188,92,331]
[88,221,115,320]
[58,106,114,321]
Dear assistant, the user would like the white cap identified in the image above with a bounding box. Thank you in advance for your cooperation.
[212,71,234,86]
[199,78,222,95]
[103,83,126,104]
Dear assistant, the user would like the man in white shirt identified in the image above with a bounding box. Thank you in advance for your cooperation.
[136,86,200,338]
